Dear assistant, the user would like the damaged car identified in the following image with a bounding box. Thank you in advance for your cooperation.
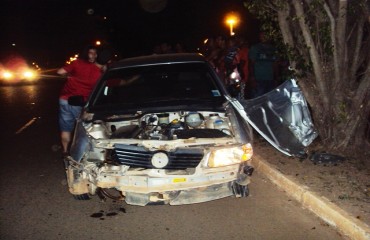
[65,53,316,206]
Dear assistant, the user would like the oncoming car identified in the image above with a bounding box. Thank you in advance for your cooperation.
[66,53,317,206]
[0,57,39,85]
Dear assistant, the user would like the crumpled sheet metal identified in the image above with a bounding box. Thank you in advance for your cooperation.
[241,80,318,158]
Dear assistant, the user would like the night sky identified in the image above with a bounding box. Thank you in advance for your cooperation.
[1,0,258,67]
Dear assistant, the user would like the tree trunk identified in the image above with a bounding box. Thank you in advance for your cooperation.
[335,63,370,150]
[245,0,370,156]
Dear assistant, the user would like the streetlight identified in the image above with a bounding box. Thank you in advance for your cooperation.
[225,13,239,36]
[227,18,236,36]
[95,40,101,46]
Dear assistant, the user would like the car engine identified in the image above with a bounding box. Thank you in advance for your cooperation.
[86,111,233,141]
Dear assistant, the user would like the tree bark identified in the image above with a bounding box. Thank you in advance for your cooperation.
[323,2,340,86]
[349,17,365,83]
[338,63,370,148]
[277,3,296,68]
[277,3,294,48]
[292,0,330,111]
[335,0,348,90]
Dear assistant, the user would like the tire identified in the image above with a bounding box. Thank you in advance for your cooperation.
[73,193,91,200]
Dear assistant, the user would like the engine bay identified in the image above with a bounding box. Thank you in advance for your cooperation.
[86,111,234,140]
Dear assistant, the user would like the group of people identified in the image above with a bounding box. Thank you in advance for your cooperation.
[151,42,187,54]
[151,33,280,100]
[201,32,279,100]
[57,32,280,157]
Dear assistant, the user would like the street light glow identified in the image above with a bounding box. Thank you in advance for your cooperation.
[95,40,101,46]
[226,18,236,25]
[224,13,239,36]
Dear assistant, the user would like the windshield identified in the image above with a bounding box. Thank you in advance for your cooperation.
[90,62,224,110]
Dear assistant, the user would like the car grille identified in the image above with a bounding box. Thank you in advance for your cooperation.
[112,144,204,169]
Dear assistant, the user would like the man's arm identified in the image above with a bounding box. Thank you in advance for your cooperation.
[57,61,75,76]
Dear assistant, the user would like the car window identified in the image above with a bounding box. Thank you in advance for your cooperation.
[92,62,223,108]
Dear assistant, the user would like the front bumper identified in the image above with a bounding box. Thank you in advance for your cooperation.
[124,181,248,206]
[67,160,253,206]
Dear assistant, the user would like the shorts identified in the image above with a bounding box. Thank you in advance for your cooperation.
[58,99,82,132]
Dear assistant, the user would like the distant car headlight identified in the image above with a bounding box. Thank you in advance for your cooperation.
[207,143,253,168]
[2,71,13,80]
[23,70,36,80]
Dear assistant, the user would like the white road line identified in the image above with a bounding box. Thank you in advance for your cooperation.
[15,117,38,134]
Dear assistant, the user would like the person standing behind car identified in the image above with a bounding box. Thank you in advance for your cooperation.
[248,32,278,98]
[57,46,103,156]
[96,47,115,72]
[224,37,240,85]
[236,37,249,99]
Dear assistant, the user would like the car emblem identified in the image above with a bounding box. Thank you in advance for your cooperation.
[151,152,169,168]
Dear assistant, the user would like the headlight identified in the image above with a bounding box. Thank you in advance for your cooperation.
[23,70,37,80]
[2,71,13,80]
[207,143,253,168]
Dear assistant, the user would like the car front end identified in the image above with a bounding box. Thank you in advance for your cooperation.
[66,54,254,206]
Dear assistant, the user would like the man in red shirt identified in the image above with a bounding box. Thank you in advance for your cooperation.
[57,46,102,156]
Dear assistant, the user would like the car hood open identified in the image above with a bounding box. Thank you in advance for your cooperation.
[228,79,318,158]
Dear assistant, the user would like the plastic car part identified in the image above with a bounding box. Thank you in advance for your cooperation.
[309,152,345,165]
[231,182,249,198]
[243,165,254,176]
[73,193,91,200]
[97,188,124,201]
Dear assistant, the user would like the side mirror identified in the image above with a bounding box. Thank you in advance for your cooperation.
[68,95,86,106]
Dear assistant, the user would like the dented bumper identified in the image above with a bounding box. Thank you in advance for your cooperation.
[125,182,237,206]
[67,159,253,206]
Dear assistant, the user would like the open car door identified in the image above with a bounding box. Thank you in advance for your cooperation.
[228,79,318,158]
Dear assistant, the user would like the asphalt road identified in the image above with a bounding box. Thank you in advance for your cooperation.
[0,79,345,240]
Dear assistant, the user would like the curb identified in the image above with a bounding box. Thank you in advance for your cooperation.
[253,154,370,240]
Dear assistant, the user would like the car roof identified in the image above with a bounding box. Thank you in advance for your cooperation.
[109,53,207,70]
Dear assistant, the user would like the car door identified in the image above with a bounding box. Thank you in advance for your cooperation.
[227,79,317,158]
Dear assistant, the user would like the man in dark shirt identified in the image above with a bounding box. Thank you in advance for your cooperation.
[249,32,278,98]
